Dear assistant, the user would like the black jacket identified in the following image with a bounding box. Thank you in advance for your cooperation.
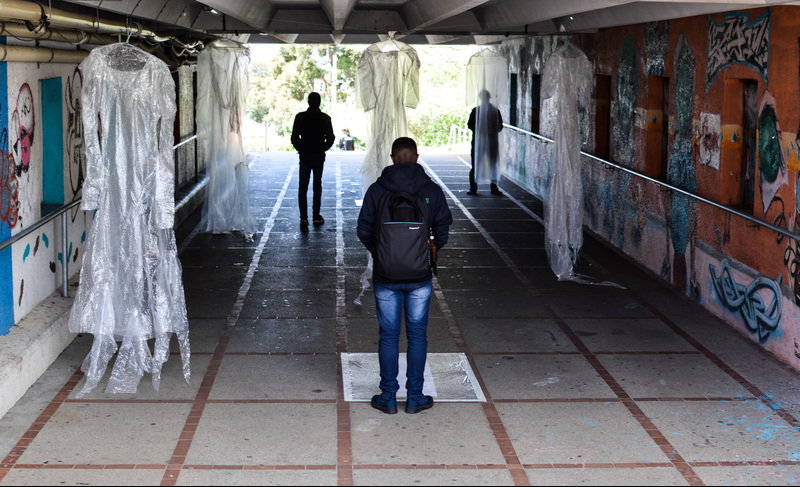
[291,107,334,161]
[468,103,503,159]
[357,162,453,283]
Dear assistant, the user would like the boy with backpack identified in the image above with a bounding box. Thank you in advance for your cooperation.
[356,137,453,414]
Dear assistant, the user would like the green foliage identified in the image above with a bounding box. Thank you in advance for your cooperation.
[246,44,360,140]
[409,111,467,148]
[247,43,480,150]
[405,46,478,148]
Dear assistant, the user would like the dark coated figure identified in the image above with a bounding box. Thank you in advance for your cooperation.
[291,92,335,229]
[467,89,504,195]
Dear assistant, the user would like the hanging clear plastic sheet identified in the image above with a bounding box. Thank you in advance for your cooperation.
[541,42,595,281]
[196,39,258,239]
[466,49,508,184]
[69,43,191,398]
[355,38,420,197]
[353,253,373,307]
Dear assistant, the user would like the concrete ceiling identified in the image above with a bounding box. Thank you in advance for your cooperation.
[53,0,797,44]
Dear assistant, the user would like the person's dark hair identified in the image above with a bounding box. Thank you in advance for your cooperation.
[308,92,321,108]
[391,137,417,155]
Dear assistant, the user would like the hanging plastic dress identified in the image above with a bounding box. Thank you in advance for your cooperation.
[466,49,508,184]
[355,38,420,196]
[196,39,258,238]
[354,38,421,305]
[541,41,593,280]
[69,43,190,398]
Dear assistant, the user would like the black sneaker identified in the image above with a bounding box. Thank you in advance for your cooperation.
[490,184,503,196]
[467,189,477,195]
[300,219,309,231]
[313,215,325,226]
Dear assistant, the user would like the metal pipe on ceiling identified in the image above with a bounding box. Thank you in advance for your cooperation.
[0,0,203,52]
[0,20,117,44]
[0,43,87,63]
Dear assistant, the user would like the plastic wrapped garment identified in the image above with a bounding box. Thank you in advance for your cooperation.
[69,43,190,398]
[466,50,508,184]
[541,42,592,280]
[355,39,420,196]
[196,40,258,237]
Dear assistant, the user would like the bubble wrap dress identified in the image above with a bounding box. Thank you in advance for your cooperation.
[68,43,190,397]
[541,42,592,280]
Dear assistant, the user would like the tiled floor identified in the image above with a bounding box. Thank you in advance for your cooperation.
[1,152,800,486]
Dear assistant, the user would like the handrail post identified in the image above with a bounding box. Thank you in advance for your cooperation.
[61,212,68,298]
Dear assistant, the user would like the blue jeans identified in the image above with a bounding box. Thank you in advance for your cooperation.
[374,279,433,397]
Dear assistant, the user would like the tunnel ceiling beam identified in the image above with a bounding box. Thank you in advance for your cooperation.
[320,0,357,32]
[42,0,800,44]
[194,0,275,31]
[400,0,487,34]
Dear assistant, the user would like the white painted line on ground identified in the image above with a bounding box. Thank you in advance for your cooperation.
[227,165,295,327]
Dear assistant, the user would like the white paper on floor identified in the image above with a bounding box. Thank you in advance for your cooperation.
[342,353,486,402]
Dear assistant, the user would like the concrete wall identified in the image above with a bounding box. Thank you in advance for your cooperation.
[499,6,800,370]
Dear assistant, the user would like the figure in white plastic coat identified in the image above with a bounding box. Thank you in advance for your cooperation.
[196,40,258,238]
[465,49,508,195]
[355,38,420,196]
[541,41,592,280]
[69,43,190,397]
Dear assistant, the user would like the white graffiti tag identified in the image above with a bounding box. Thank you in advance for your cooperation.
[706,10,770,91]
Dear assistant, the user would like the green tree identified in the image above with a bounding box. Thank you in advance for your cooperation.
[246,43,478,150]
[247,45,360,138]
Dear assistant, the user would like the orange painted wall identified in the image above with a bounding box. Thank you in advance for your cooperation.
[502,6,800,368]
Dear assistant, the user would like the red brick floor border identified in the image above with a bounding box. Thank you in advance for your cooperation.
[431,278,532,486]
[0,368,83,483]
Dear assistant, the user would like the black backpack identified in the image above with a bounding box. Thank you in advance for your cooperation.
[374,188,431,281]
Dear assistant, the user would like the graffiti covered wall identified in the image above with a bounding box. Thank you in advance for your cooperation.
[3,57,91,330]
[499,6,800,370]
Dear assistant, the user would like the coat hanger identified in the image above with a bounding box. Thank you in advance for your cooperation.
[560,38,583,58]
[378,32,401,52]
[211,38,245,49]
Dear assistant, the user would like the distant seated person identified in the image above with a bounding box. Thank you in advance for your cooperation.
[339,129,355,151]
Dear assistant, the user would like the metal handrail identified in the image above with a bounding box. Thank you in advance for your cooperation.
[0,199,81,253]
[173,134,197,150]
[503,123,800,242]
[0,133,200,298]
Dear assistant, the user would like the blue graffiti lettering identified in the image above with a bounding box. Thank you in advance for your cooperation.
[709,260,782,343]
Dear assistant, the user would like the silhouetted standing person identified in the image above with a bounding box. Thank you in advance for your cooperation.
[291,92,334,229]
[467,89,503,195]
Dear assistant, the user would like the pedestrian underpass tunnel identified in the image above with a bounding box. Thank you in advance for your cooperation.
[1,1,800,485]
